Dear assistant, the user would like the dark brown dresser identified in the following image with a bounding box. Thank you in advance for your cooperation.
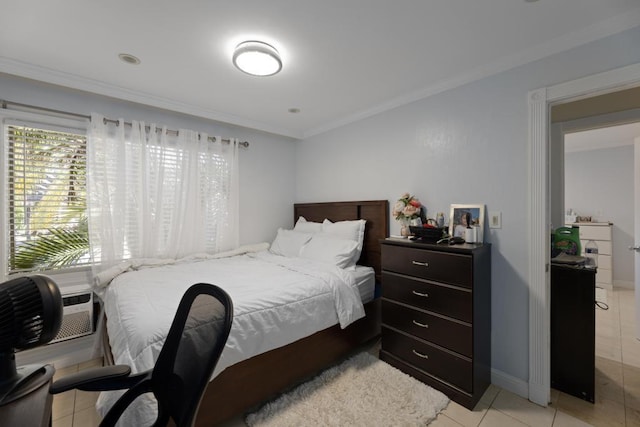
[379,238,491,409]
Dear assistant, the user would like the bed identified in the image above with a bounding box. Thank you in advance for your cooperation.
[96,200,388,425]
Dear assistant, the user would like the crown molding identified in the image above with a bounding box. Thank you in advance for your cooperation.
[0,58,303,140]
[1,7,639,141]
[304,11,640,139]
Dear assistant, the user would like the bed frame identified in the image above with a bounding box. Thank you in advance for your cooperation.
[195,200,388,425]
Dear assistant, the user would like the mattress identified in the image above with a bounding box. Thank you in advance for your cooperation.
[353,264,376,304]
[96,250,374,425]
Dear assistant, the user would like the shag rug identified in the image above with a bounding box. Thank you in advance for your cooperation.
[245,352,450,426]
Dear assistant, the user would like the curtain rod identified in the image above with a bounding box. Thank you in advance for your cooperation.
[0,99,249,148]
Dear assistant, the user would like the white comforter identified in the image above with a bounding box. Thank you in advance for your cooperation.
[96,250,366,425]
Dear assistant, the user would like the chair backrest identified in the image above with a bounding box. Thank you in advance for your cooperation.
[151,283,233,426]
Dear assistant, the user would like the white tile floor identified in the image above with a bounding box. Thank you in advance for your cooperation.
[51,357,102,427]
[52,288,640,426]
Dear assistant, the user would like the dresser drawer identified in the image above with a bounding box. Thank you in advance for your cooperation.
[382,300,472,357]
[382,272,472,322]
[580,240,612,256]
[382,328,473,393]
[578,225,611,241]
[382,245,472,288]
[597,254,611,270]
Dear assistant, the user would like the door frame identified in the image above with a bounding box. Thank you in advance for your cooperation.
[527,62,640,406]
[635,136,640,341]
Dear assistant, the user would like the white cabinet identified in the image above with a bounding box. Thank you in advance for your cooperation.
[573,222,613,288]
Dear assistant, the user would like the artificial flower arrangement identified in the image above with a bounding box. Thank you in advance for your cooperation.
[392,193,422,222]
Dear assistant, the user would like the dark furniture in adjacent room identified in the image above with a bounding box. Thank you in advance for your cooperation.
[379,238,491,409]
[550,263,596,403]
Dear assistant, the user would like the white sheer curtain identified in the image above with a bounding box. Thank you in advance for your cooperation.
[86,113,239,275]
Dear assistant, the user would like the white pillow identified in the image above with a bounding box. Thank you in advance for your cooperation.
[322,218,366,264]
[299,234,360,269]
[293,216,323,233]
[269,228,313,258]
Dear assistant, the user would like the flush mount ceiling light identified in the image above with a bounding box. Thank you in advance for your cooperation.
[232,41,282,76]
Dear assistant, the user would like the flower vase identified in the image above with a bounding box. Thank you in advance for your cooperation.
[400,220,411,237]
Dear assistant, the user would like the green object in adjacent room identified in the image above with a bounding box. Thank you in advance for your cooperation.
[554,226,581,256]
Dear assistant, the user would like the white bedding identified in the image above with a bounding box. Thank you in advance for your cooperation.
[96,249,374,425]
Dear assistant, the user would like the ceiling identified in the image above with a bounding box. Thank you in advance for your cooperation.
[1,1,640,139]
[565,121,640,152]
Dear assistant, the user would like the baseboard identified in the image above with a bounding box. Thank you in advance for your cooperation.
[491,368,531,402]
[15,334,96,369]
[614,280,634,289]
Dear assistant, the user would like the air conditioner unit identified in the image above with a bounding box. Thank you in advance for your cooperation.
[50,284,93,344]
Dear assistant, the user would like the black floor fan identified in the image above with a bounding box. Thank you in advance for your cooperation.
[0,275,63,425]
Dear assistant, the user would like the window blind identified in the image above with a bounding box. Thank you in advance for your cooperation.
[6,124,89,273]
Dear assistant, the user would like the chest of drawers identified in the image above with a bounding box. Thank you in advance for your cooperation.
[576,222,612,288]
[380,238,491,409]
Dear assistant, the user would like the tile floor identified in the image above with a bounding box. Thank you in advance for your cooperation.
[51,357,103,427]
[52,288,640,427]
[429,290,640,427]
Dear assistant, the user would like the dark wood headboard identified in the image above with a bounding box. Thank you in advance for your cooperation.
[293,200,389,282]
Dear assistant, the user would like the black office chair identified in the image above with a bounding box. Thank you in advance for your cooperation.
[51,283,233,427]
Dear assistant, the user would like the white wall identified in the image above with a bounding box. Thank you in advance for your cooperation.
[295,25,640,390]
[565,145,635,285]
[0,73,298,245]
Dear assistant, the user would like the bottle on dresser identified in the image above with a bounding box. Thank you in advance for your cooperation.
[584,240,598,269]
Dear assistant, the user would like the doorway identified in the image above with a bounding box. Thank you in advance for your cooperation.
[564,122,639,331]
[527,62,640,407]
[555,118,639,292]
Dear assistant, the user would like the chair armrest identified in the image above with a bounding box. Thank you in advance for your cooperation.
[51,365,132,394]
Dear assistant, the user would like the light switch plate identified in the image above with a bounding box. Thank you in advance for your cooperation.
[489,211,501,229]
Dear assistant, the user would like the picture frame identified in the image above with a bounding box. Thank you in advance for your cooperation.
[449,204,485,242]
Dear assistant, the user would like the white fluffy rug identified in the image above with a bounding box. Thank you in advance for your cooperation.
[245,352,450,426]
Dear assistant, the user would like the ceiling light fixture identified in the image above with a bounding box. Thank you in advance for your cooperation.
[232,41,282,77]
[118,53,141,65]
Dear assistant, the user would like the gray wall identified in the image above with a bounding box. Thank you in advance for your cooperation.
[565,145,635,285]
[0,73,298,245]
[295,25,640,389]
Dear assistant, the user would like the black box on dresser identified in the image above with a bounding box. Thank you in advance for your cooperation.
[379,238,491,410]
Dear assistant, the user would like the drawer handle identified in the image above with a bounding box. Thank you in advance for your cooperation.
[412,320,429,328]
[411,261,429,267]
[412,349,429,359]
[411,290,429,298]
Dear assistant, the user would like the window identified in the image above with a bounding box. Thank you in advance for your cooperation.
[87,119,238,262]
[3,117,89,275]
